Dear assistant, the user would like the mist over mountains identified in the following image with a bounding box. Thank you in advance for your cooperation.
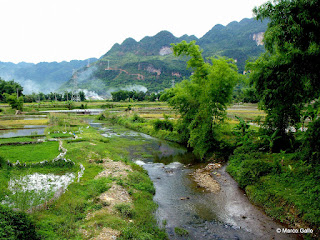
[0,59,97,94]
[1,18,267,97]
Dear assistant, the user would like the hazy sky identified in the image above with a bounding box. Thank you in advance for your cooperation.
[0,0,268,63]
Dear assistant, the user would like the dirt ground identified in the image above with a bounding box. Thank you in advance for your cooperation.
[81,158,133,240]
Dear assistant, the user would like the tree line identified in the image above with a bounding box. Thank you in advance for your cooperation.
[111,90,161,102]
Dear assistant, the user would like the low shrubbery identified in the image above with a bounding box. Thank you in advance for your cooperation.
[153,119,173,132]
[0,204,39,240]
[227,140,320,231]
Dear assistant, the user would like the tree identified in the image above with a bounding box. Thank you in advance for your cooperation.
[4,93,24,111]
[111,90,129,101]
[79,91,86,101]
[247,0,320,151]
[0,78,23,102]
[169,41,239,158]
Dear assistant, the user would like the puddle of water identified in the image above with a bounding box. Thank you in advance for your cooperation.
[0,125,46,138]
[2,172,75,209]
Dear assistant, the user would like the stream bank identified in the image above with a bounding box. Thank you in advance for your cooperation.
[91,121,300,240]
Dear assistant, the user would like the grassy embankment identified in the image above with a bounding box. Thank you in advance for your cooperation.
[0,112,167,239]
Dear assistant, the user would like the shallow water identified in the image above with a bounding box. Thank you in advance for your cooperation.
[0,115,47,120]
[91,122,299,240]
[0,125,46,138]
[2,172,75,209]
[40,109,104,115]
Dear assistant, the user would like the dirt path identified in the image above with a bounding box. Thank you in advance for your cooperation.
[80,158,133,240]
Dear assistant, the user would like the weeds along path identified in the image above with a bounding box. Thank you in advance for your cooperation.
[80,159,133,239]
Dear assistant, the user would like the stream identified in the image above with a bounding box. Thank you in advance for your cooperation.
[90,122,299,240]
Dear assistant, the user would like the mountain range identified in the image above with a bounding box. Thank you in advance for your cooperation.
[0,59,97,94]
[61,18,267,97]
[1,18,268,97]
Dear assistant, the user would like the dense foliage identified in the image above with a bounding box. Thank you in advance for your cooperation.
[111,90,161,102]
[23,91,86,103]
[247,0,320,151]
[0,204,39,240]
[0,78,23,102]
[168,41,240,158]
[226,0,320,234]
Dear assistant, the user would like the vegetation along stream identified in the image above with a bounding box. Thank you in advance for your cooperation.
[90,120,299,240]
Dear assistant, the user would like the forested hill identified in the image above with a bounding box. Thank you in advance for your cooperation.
[61,18,268,96]
[0,58,97,94]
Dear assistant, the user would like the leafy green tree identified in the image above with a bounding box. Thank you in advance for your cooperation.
[63,91,72,101]
[111,90,129,101]
[0,78,23,102]
[169,41,239,158]
[4,93,24,111]
[79,91,86,101]
[247,0,320,151]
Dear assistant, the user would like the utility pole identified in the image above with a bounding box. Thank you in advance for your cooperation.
[72,69,80,102]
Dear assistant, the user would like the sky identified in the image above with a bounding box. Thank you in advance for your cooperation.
[0,0,268,64]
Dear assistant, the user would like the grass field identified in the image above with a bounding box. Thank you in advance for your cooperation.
[0,141,59,163]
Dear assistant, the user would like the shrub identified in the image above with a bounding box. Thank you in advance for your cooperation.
[304,117,320,164]
[131,114,145,123]
[153,119,173,132]
[114,203,133,218]
[97,113,106,120]
[79,103,87,109]
[0,156,5,168]
[0,204,39,240]
[238,160,273,188]
[174,227,189,236]
[126,171,155,195]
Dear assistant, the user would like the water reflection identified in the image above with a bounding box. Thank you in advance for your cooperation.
[0,125,46,138]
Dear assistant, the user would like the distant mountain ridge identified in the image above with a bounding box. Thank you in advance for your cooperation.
[104,31,198,57]
[61,18,267,96]
[2,18,268,97]
[0,58,97,94]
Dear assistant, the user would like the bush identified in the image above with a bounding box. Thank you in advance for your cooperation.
[114,203,133,218]
[174,227,189,236]
[125,171,155,195]
[304,117,320,164]
[79,103,87,109]
[238,159,273,188]
[97,113,106,120]
[0,204,39,240]
[131,114,145,123]
[153,119,173,132]
[0,156,6,168]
